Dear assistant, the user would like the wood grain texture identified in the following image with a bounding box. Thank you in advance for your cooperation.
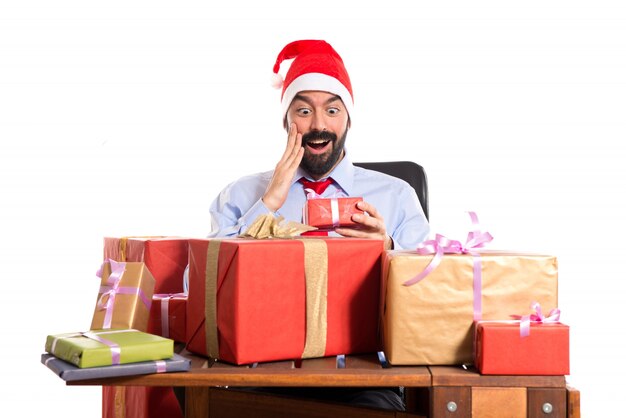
[528,388,566,418]
[431,386,471,418]
[567,385,581,418]
[472,387,526,418]
[185,387,209,418]
[69,360,431,387]
[429,366,566,388]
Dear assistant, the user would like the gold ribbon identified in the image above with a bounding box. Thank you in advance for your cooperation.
[118,236,165,262]
[298,238,328,359]
[204,240,221,359]
[239,214,316,239]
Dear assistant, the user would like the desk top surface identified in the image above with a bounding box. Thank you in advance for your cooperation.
[66,349,566,389]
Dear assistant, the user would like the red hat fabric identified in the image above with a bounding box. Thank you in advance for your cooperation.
[271,40,354,119]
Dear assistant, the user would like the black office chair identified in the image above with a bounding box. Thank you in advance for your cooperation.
[353,161,429,221]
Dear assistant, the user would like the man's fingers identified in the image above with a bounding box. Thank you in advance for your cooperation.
[278,123,298,164]
[287,133,304,169]
[356,201,381,219]
[334,227,367,238]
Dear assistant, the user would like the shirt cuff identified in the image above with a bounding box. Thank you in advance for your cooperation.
[239,199,277,231]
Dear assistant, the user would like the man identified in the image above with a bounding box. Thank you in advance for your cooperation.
[205,40,430,411]
[209,39,429,249]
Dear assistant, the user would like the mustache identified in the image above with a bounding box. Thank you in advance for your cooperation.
[302,130,337,144]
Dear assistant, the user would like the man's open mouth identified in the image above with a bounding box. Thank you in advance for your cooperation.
[306,139,332,150]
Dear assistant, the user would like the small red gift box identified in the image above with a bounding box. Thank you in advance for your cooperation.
[148,294,187,343]
[474,321,570,375]
[186,237,384,365]
[304,197,363,230]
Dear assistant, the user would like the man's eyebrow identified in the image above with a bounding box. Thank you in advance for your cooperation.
[293,94,342,106]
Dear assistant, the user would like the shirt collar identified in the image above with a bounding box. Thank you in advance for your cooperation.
[292,148,355,195]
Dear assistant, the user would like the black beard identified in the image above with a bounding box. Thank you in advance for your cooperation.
[300,130,347,176]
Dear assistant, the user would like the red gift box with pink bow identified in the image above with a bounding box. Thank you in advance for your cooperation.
[474,303,570,375]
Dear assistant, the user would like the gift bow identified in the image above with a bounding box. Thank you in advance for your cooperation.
[304,188,346,200]
[511,302,561,337]
[96,259,151,329]
[240,213,317,239]
[403,211,493,320]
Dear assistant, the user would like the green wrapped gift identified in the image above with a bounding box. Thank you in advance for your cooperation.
[45,329,173,368]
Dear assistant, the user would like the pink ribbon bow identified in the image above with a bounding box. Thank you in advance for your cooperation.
[403,211,493,320]
[96,259,152,329]
[303,188,346,200]
[511,302,561,337]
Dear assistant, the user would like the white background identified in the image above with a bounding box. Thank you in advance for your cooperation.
[1,1,624,416]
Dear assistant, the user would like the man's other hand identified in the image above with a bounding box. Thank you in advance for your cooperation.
[262,123,304,212]
[334,201,393,250]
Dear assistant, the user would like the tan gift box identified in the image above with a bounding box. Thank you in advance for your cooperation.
[90,260,155,332]
[381,250,558,365]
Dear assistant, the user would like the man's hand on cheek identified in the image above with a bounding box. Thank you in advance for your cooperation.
[262,123,304,212]
[334,201,393,250]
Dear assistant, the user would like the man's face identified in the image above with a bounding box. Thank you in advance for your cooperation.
[285,91,350,177]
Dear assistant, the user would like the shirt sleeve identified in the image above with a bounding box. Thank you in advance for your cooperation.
[387,184,430,250]
[207,179,276,238]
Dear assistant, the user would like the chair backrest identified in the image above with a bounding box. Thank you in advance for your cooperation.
[353,161,429,221]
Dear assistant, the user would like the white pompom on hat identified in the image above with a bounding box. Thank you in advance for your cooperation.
[271,40,354,120]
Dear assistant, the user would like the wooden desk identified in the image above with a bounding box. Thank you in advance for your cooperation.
[68,350,579,418]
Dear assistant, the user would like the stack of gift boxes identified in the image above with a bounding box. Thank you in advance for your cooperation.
[43,237,191,418]
[44,204,569,417]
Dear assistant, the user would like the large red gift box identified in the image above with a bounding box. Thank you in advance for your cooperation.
[304,197,363,230]
[474,321,570,375]
[186,237,384,364]
[149,294,187,343]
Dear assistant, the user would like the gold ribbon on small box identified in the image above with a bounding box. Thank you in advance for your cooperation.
[204,214,328,361]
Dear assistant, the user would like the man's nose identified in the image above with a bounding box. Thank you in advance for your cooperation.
[310,112,326,132]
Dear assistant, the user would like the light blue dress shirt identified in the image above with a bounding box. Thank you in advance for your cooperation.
[208,151,430,250]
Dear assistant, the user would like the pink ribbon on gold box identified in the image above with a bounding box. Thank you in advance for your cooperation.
[96,259,152,329]
[403,211,493,320]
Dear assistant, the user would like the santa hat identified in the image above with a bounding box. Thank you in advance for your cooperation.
[271,40,354,120]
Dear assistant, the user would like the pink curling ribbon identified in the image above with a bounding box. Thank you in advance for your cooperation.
[403,211,493,320]
[153,293,187,338]
[96,259,152,329]
[511,302,561,337]
[304,188,347,227]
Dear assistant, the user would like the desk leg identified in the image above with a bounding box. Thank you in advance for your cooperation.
[528,388,566,418]
[185,387,210,418]
[431,387,471,418]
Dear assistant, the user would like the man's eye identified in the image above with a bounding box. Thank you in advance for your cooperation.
[327,108,339,115]
[298,108,312,115]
